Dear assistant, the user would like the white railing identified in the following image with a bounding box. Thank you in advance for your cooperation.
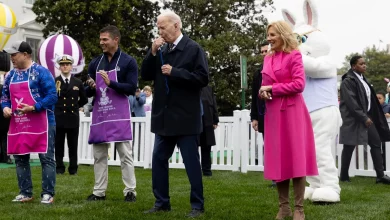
[54,110,390,176]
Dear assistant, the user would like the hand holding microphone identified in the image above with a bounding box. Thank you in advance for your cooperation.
[86,76,96,89]
[152,37,166,56]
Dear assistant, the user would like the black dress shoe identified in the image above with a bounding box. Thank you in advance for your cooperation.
[186,209,204,218]
[144,206,171,214]
[340,177,351,182]
[203,172,212,177]
[69,170,78,175]
[376,175,390,184]
[86,194,106,201]
[124,192,136,202]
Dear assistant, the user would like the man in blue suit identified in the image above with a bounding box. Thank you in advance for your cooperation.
[141,11,209,218]
[128,88,146,117]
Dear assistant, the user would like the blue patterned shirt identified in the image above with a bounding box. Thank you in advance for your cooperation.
[1,62,57,125]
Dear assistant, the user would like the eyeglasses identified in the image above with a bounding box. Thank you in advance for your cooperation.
[294,29,320,45]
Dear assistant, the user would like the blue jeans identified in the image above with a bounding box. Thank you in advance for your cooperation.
[14,125,56,197]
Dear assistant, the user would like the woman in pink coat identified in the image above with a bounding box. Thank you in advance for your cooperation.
[259,21,318,220]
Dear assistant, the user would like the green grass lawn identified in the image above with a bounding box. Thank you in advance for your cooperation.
[0,165,389,220]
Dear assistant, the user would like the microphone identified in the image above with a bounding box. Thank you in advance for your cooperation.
[158,44,165,65]
[158,43,165,51]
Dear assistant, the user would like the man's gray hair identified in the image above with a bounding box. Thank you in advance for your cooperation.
[157,11,182,29]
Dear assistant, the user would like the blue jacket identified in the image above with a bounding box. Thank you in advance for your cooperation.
[1,63,57,125]
[86,48,138,97]
[382,103,390,114]
[129,92,146,117]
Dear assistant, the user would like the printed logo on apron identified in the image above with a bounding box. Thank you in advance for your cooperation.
[88,52,132,144]
[7,64,49,155]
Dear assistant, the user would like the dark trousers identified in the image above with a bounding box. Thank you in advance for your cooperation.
[256,131,265,165]
[0,131,9,162]
[152,134,204,210]
[382,142,386,170]
[341,124,385,179]
[200,145,212,175]
[55,127,79,174]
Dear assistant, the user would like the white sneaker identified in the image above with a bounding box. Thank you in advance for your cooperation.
[12,194,33,203]
[41,194,54,204]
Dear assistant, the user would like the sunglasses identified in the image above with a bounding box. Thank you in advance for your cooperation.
[294,29,320,45]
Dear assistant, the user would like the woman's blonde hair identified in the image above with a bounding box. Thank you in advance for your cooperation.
[143,85,152,92]
[267,21,298,53]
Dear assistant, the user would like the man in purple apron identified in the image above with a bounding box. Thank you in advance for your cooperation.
[85,25,138,202]
[1,41,57,204]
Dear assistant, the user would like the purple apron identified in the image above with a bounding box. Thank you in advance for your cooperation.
[88,52,132,144]
[7,69,49,155]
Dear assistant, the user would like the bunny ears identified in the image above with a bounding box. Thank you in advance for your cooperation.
[282,0,319,28]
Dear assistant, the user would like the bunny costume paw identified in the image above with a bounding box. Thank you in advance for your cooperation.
[311,187,340,203]
[304,186,315,200]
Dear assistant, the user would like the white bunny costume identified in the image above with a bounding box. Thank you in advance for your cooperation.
[282,0,342,203]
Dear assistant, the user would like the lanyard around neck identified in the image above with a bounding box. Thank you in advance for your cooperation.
[96,51,122,72]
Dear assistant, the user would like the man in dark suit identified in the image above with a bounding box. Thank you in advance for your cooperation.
[250,43,276,187]
[0,83,12,164]
[141,11,209,218]
[339,55,390,184]
[54,55,87,175]
[250,42,268,137]
[251,43,268,165]
[199,85,219,176]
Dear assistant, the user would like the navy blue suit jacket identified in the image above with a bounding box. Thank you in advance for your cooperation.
[141,34,209,136]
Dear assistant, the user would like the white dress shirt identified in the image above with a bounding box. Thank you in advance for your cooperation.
[354,71,371,111]
[171,33,183,50]
[61,74,71,84]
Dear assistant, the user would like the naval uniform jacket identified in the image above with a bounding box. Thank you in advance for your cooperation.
[55,76,88,128]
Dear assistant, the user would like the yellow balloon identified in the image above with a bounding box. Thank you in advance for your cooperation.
[0,3,17,51]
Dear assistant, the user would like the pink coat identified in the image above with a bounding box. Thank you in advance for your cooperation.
[261,50,318,182]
